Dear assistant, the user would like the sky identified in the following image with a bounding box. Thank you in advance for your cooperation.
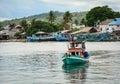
[0,0,120,21]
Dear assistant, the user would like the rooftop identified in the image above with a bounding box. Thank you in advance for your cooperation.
[109,18,120,25]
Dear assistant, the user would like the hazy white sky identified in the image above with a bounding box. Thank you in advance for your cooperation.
[0,0,120,21]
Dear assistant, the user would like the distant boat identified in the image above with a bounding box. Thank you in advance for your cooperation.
[77,33,119,42]
[27,31,56,42]
[55,30,72,41]
[55,33,69,41]
[62,41,90,65]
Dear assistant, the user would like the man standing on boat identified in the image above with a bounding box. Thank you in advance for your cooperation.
[81,40,86,51]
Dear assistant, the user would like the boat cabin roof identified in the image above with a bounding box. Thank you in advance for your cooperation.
[68,48,83,52]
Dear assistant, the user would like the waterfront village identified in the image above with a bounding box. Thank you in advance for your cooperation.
[0,18,120,42]
[0,5,120,42]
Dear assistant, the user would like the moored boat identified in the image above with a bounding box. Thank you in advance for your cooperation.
[27,31,56,42]
[55,30,72,41]
[62,41,89,65]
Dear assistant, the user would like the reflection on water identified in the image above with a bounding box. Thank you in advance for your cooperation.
[0,42,120,84]
[62,63,89,84]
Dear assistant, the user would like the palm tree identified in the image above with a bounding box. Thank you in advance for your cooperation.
[75,19,79,25]
[63,11,73,24]
[80,18,86,25]
[20,19,28,32]
[48,10,56,24]
[9,23,15,30]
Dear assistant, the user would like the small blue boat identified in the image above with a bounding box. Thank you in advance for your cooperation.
[77,33,117,42]
[27,31,56,42]
[55,30,72,41]
[55,34,69,41]
[62,41,90,65]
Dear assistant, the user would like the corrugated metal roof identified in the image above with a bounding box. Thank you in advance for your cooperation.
[109,21,120,25]
[79,27,92,33]
[115,18,120,21]
[100,19,113,25]
[109,18,120,25]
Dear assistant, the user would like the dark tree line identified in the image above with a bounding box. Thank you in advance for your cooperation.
[18,11,73,36]
[86,5,120,26]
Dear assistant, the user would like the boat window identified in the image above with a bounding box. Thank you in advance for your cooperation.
[70,43,75,48]
[71,52,75,55]
[76,52,79,55]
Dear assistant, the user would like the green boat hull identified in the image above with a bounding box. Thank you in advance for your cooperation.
[62,56,89,65]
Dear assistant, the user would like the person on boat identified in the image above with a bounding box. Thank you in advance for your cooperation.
[73,36,77,41]
[70,42,75,48]
[81,40,86,51]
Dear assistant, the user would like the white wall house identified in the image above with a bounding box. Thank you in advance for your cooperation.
[101,18,120,33]
[72,24,85,29]
[108,18,120,31]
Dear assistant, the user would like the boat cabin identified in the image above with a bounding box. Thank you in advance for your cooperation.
[68,41,84,49]
[68,48,84,56]
[66,41,85,57]
[35,31,50,37]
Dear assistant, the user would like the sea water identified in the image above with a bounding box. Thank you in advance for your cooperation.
[0,42,120,84]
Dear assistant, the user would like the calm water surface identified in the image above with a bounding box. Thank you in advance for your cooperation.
[0,42,120,84]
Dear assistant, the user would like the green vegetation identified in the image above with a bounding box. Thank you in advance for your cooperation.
[74,19,79,25]
[80,18,86,25]
[86,5,120,26]
[63,11,73,24]
[26,19,58,36]
[72,28,79,32]
[20,19,28,32]
[57,23,70,31]
[47,11,56,24]
[0,11,87,26]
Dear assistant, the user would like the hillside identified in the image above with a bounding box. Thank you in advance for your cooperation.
[0,11,88,26]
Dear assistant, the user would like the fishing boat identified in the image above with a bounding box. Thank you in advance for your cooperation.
[55,30,72,41]
[62,41,90,65]
[62,63,89,73]
[27,31,56,42]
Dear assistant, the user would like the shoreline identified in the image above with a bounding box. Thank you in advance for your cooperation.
[0,39,120,42]
[0,39,27,42]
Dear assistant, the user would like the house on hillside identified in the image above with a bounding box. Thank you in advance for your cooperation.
[61,30,71,33]
[1,24,23,39]
[100,18,120,35]
[72,27,97,34]
[99,19,113,32]
[79,27,97,34]
[14,24,23,30]
[108,18,120,35]
[0,31,9,40]
[72,24,85,29]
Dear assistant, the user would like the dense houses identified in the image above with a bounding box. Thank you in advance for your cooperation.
[0,18,120,41]
[0,24,23,40]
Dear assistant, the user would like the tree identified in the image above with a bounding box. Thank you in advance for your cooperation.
[86,5,114,26]
[26,19,59,36]
[63,11,73,24]
[20,19,28,32]
[57,23,69,31]
[80,18,86,25]
[0,22,4,31]
[48,10,56,24]
[113,12,120,18]
[74,19,79,25]
[9,23,15,30]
